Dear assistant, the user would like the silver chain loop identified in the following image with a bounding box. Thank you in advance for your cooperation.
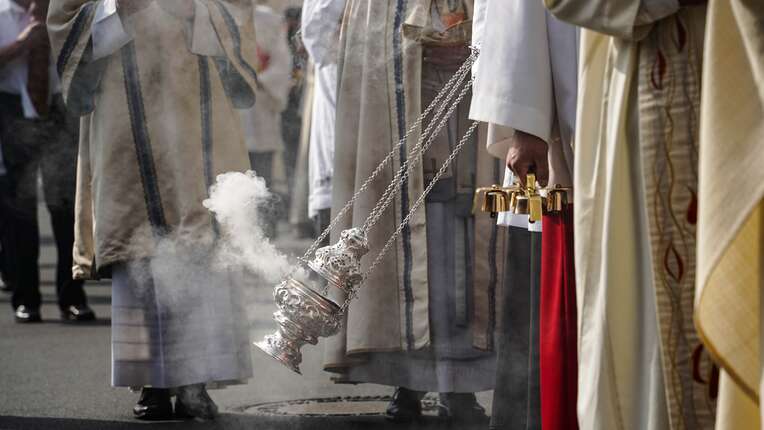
[340,120,480,311]
[361,72,475,232]
[359,69,469,232]
[299,48,479,262]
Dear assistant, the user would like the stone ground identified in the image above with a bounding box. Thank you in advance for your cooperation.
[0,205,492,430]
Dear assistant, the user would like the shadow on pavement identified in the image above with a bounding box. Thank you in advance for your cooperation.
[0,414,490,430]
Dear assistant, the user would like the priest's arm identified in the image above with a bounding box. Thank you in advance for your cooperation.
[543,0,697,41]
[469,0,577,187]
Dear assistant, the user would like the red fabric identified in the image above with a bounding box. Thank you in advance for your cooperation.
[540,205,578,430]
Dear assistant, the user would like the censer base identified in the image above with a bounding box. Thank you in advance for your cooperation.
[254,277,343,375]
[254,338,302,375]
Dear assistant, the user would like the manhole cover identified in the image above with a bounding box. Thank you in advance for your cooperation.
[242,395,443,417]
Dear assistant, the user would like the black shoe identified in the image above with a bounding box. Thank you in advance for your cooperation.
[437,393,489,422]
[133,388,173,421]
[175,384,218,420]
[61,305,96,322]
[14,305,42,323]
[386,387,425,422]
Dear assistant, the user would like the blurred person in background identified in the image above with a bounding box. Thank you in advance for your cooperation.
[300,0,344,246]
[48,0,258,420]
[0,0,94,323]
[239,0,291,239]
[281,6,304,193]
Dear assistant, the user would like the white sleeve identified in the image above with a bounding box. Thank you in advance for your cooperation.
[485,123,514,160]
[635,0,680,25]
[545,0,679,40]
[301,0,346,67]
[546,12,579,145]
[189,0,225,57]
[469,0,554,145]
[91,0,132,60]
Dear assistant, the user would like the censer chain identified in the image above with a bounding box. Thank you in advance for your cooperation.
[361,64,473,232]
[359,49,478,232]
[298,47,480,264]
[319,67,473,296]
[339,120,481,312]
[301,49,476,260]
[361,71,476,232]
[319,72,472,297]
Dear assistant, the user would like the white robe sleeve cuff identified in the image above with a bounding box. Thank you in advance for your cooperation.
[469,95,552,146]
[485,123,513,159]
[91,0,133,60]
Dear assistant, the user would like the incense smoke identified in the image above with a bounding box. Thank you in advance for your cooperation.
[204,170,295,283]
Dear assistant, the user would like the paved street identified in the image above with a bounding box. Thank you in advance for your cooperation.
[0,205,492,430]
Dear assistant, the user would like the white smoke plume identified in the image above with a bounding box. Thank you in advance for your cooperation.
[203,170,296,284]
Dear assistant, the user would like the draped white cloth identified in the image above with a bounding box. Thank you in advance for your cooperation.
[694,1,764,428]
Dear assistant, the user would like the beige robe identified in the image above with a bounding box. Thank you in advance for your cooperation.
[694,0,764,428]
[545,1,713,429]
[324,0,503,384]
[48,0,256,278]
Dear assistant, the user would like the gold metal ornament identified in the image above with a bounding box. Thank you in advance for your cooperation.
[525,174,544,223]
[546,184,571,212]
[472,185,515,217]
[473,173,572,222]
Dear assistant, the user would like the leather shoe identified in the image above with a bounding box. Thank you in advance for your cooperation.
[61,304,96,322]
[386,387,425,422]
[437,392,489,422]
[133,388,173,421]
[14,305,42,323]
[175,384,218,420]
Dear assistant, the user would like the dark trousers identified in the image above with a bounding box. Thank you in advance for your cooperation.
[0,92,86,310]
[0,175,13,287]
[248,151,279,239]
[313,208,331,246]
[490,227,542,430]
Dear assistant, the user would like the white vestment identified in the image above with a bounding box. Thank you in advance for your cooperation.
[52,0,257,387]
[301,0,345,217]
